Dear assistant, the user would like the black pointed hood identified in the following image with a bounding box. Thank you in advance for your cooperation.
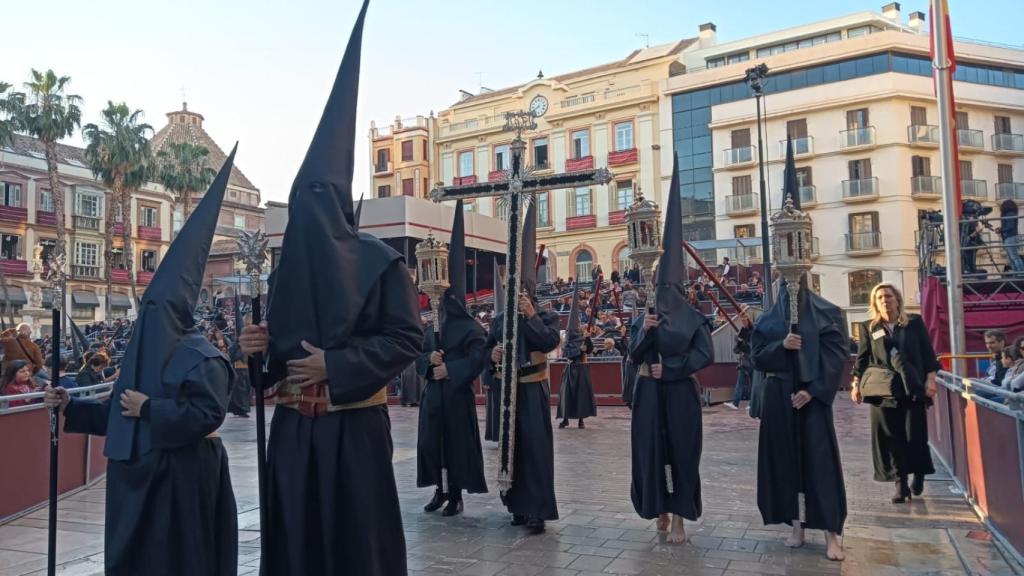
[104,145,235,461]
[562,283,584,358]
[354,194,364,229]
[658,157,684,289]
[783,135,800,210]
[441,200,479,350]
[521,200,538,297]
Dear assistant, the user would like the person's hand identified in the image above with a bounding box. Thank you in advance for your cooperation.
[286,341,328,388]
[783,334,802,351]
[792,390,812,409]
[650,364,663,379]
[643,314,659,331]
[120,389,148,418]
[239,321,269,356]
[519,293,536,318]
[851,386,863,405]
[43,386,70,411]
[430,350,444,366]
[432,364,448,380]
[926,380,937,398]
[491,344,504,364]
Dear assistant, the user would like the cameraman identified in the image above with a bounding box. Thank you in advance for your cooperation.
[999,200,1024,272]
[961,200,988,275]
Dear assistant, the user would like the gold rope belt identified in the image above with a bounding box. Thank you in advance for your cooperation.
[275,383,388,418]
[496,351,549,384]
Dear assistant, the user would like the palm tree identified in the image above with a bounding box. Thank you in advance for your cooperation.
[0,82,19,149]
[15,70,82,272]
[82,102,153,314]
[156,141,216,230]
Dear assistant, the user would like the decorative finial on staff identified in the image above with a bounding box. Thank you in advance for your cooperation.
[236,230,269,286]
[47,252,66,312]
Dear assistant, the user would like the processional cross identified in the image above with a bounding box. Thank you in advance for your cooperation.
[429,110,613,493]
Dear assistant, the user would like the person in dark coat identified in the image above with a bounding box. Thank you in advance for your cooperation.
[752,275,848,562]
[485,201,561,534]
[621,308,638,409]
[482,260,504,442]
[629,161,714,544]
[238,4,423,574]
[400,338,425,407]
[45,150,239,576]
[726,312,754,409]
[851,282,939,502]
[557,285,597,428]
[417,200,489,516]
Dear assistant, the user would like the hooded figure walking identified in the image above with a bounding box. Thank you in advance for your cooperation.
[417,200,489,516]
[629,160,713,544]
[237,2,423,574]
[45,151,240,576]
[481,260,504,443]
[484,201,562,534]
[557,284,597,428]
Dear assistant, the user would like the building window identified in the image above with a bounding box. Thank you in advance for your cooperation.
[618,246,631,273]
[2,182,21,207]
[734,224,755,238]
[848,158,872,180]
[141,250,157,272]
[458,151,474,177]
[110,247,125,269]
[75,242,99,267]
[726,52,750,65]
[811,273,822,295]
[960,160,974,180]
[574,250,594,282]
[376,148,390,166]
[377,185,391,198]
[234,214,246,229]
[614,122,634,151]
[846,108,869,130]
[39,239,55,267]
[911,106,928,126]
[572,187,592,217]
[786,118,808,139]
[37,190,53,213]
[614,180,634,211]
[140,206,158,228]
[402,178,414,196]
[911,156,931,177]
[533,138,549,168]
[999,164,1015,184]
[537,192,550,227]
[1,234,20,260]
[995,115,1012,135]
[847,25,874,38]
[423,141,429,161]
[495,199,509,221]
[731,128,751,149]
[849,269,882,306]
[401,140,414,161]
[732,175,753,196]
[494,144,510,171]
[75,192,102,217]
[571,129,590,159]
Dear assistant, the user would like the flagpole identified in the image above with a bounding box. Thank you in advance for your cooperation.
[931,0,967,375]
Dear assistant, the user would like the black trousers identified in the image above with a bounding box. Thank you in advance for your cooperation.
[869,400,935,482]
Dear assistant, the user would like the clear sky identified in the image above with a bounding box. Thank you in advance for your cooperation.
[1,0,1019,204]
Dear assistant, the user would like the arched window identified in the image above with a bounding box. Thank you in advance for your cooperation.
[617,246,631,276]
[539,248,553,285]
[574,250,594,283]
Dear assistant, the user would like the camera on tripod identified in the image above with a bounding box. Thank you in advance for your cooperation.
[962,199,994,220]
[920,209,944,224]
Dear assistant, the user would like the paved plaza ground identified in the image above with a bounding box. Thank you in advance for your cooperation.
[0,398,1019,575]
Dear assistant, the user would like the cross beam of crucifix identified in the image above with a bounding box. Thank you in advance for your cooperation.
[429,110,612,493]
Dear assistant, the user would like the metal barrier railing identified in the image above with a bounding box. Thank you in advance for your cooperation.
[937,369,1024,415]
[0,382,113,414]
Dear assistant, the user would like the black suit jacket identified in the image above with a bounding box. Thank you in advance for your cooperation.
[852,314,941,401]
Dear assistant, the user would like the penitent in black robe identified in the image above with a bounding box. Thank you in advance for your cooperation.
[557,337,597,420]
[482,365,501,441]
[486,308,562,521]
[400,359,424,406]
[264,257,423,576]
[63,337,237,576]
[416,327,489,493]
[751,283,848,535]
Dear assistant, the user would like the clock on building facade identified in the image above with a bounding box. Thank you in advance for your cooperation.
[529,95,548,117]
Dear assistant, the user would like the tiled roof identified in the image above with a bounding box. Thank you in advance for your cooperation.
[7,134,88,165]
[150,104,259,192]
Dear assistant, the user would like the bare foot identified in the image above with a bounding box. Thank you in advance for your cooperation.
[784,523,804,548]
[666,515,687,544]
[656,513,670,532]
[825,532,845,561]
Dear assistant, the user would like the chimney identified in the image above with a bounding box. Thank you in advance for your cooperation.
[698,22,717,48]
[882,2,901,21]
[908,11,926,33]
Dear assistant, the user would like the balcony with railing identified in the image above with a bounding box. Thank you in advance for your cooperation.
[72,265,100,279]
[842,177,878,201]
[722,146,755,167]
[557,84,653,112]
[796,185,816,206]
[35,210,57,227]
[452,175,478,186]
[374,161,392,174]
[0,205,28,224]
[73,215,101,230]
[110,268,130,284]
[911,176,941,199]
[0,259,28,276]
[138,226,162,241]
[488,169,507,182]
[137,270,155,285]
[437,114,505,138]
[839,126,876,149]
[778,137,813,157]
[962,179,988,199]
[845,231,882,255]
[725,194,757,216]
[565,155,594,172]
[958,128,984,149]
[608,210,627,225]
[608,148,638,167]
[907,124,939,145]
[993,133,1024,154]
[997,182,1024,201]
[566,215,597,230]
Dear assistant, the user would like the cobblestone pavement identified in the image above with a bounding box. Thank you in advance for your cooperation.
[1,398,1019,575]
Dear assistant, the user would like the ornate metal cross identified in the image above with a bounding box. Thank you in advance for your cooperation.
[429,110,613,493]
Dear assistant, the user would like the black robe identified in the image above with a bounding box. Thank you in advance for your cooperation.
[416,328,488,493]
[263,258,422,576]
[486,308,561,520]
[482,365,501,441]
[399,359,423,406]
[628,307,712,521]
[227,341,251,416]
[621,355,637,408]
[63,343,237,576]
[557,337,597,420]
[751,284,848,534]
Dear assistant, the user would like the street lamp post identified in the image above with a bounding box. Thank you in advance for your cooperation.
[745,63,772,307]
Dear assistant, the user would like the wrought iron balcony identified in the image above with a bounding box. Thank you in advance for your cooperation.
[722,146,755,167]
[840,126,876,149]
[374,161,392,174]
[73,215,100,230]
[845,232,882,254]
[842,177,878,201]
[725,194,758,215]
[958,128,984,149]
[993,133,1024,153]
[911,176,941,198]
[72,265,100,278]
[961,179,987,199]
[907,124,939,145]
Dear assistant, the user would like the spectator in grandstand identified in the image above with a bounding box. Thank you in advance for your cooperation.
[75,353,114,388]
[622,281,638,311]
[851,282,939,503]
[999,199,1024,273]
[720,257,731,280]
[0,323,44,374]
[0,360,38,406]
[595,337,620,358]
[984,329,1008,386]
[999,339,1024,393]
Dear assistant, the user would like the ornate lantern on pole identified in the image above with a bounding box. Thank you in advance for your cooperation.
[625,187,662,302]
[770,191,814,328]
[415,230,450,335]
